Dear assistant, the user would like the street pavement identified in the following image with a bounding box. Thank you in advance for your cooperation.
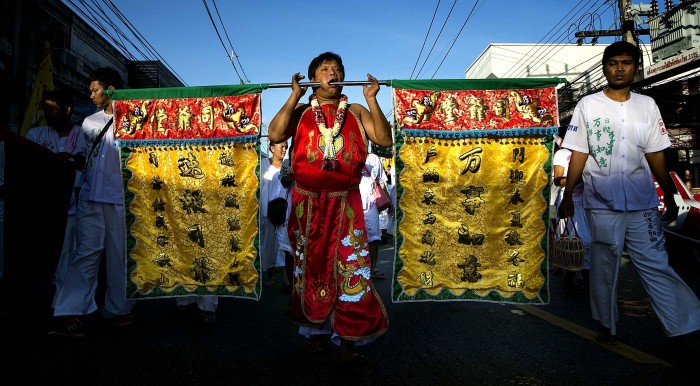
[3,235,700,386]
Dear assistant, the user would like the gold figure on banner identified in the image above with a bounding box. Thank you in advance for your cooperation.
[419,271,434,286]
[219,100,259,133]
[153,252,172,268]
[153,107,169,133]
[178,105,194,130]
[424,146,438,164]
[509,91,553,124]
[493,97,511,122]
[457,224,485,245]
[440,95,459,123]
[419,251,436,265]
[122,100,150,134]
[421,188,436,205]
[467,96,488,121]
[224,194,239,209]
[507,250,525,266]
[457,255,482,282]
[421,230,435,246]
[191,256,213,283]
[200,104,214,131]
[507,272,525,288]
[402,91,440,125]
[187,224,205,248]
[180,189,207,214]
[177,152,205,179]
[459,147,483,174]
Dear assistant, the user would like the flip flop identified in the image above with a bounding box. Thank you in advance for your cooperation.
[339,352,369,369]
[596,327,618,346]
[303,336,326,353]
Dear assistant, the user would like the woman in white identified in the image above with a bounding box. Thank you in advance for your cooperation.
[260,141,293,288]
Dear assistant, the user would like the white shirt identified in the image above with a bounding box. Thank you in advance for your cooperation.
[360,153,388,210]
[562,91,670,211]
[260,157,289,218]
[26,124,83,214]
[74,110,124,204]
[552,148,584,201]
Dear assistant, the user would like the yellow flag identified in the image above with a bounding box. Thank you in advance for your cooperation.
[20,42,55,136]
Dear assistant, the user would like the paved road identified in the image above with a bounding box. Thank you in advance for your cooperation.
[2,235,700,385]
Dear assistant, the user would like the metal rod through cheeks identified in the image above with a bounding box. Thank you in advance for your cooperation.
[267,80,388,88]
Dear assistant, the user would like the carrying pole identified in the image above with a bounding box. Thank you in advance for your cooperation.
[267,80,388,88]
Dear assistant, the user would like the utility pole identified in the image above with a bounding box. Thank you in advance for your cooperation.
[574,0,649,45]
[620,0,638,46]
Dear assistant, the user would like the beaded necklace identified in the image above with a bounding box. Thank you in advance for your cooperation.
[310,94,348,170]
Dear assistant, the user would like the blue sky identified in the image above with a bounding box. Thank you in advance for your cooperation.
[74,0,641,129]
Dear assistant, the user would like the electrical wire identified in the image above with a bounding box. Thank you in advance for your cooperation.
[430,0,483,79]
[502,0,600,78]
[63,0,188,85]
[202,0,244,83]
[414,0,458,79]
[211,0,249,83]
[410,0,441,79]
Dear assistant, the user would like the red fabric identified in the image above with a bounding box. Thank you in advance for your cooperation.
[393,87,558,131]
[113,94,260,140]
[288,102,388,340]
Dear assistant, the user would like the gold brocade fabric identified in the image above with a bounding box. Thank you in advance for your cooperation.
[396,138,548,300]
[125,143,259,297]
[391,85,560,303]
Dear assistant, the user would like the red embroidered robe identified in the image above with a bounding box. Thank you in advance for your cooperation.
[287,100,388,340]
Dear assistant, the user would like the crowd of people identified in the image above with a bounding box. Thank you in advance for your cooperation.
[1,43,699,368]
[0,52,397,368]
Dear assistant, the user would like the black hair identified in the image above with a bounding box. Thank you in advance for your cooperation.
[602,41,641,67]
[41,89,73,109]
[89,67,123,89]
[307,52,344,80]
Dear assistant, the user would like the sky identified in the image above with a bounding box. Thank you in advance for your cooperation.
[65,0,644,131]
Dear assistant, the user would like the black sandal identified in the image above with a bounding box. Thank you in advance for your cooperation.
[596,326,618,346]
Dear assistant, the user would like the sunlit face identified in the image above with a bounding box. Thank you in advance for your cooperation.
[603,54,638,90]
[89,81,112,110]
[270,142,288,160]
[312,59,344,97]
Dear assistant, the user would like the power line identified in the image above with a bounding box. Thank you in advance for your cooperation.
[210,0,250,83]
[507,0,614,79]
[103,0,187,85]
[410,0,441,79]
[201,0,244,83]
[430,0,483,79]
[501,0,599,78]
[415,0,458,79]
[63,0,188,86]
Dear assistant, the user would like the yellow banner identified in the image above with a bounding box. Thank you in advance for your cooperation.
[125,143,259,298]
[20,42,54,137]
[395,137,549,301]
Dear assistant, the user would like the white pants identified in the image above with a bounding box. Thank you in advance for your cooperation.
[587,208,700,336]
[363,204,381,243]
[53,201,134,317]
[176,295,218,312]
[260,216,292,271]
[52,214,77,307]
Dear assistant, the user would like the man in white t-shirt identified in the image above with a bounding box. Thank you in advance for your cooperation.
[558,41,700,351]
